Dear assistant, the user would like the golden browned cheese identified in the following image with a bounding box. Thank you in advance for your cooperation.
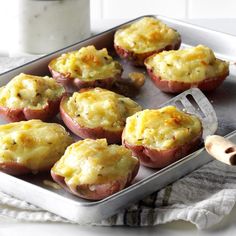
[145,45,229,82]
[52,139,138,186]
[0,120,73,171]
[114,17,180,53]
[123,106,202,150]
[0,73,65,109]
[49,45,122,80]
[128,72,145,88]
[62,88,142,131]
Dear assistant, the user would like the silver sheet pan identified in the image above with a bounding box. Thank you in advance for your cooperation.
[0,15,236,224]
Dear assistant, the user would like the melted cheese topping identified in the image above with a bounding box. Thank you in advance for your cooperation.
[114,17,180,54]
[52,139,138,186]
[49,45,122,80]
[62,88,142,131]
[145,45,229,83]
[0,73,65,109]
[128,72,145,88]
[0,120,73,171]
[123,106,202,150]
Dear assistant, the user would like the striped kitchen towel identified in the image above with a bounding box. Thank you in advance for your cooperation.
[0,160,236,229]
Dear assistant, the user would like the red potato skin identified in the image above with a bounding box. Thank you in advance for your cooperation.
[48,66,122,92]
[122,130,203,169]
[0,96,63,122]
[146,68,229,93]
[0,161,58,176]
[0,162,31,175]
[51,161,139,200]
[114,37,181,67]
[60,95,123,144]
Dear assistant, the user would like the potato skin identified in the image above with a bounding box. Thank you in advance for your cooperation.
[0,120,73,176]
[0,161,58,176]
[0,98,62,122]
[48,66,122,92]
[60,95,123,144]
[146,68,229,93]
[0,162,31,175]
[51,160,139,200]
[114,37,181,67]
[122,129,202,169]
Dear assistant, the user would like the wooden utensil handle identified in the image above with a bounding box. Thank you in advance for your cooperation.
[205,135,236,165]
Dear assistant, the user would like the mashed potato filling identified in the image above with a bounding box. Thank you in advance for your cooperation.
[63,88,142,131]
[123,106,202,150]
[0,120,73,171]
[114,17,180,54]
[50,45,122,80]
[52,139,138,186]
[0,73,65,109]
[145,45,229,83]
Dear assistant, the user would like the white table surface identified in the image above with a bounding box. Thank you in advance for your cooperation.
[1,18,236,236]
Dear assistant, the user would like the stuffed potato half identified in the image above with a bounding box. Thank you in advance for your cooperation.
[51,139,139,200]
[144,45,229,93]
[0,120,73,175]
[49,45,123,91]
[60,88,142,144]
[114,17,181,66]
[0,73,65,122]
[122,106,202,169]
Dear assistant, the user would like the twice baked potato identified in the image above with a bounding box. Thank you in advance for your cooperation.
[144,45,229,93]
[60,87,142,144]
[48,45,123,91]
[122,106,202,169]
[0,120,73,175]
[0,73,65,122]
[51,139,139,200]
[114,17,181,66]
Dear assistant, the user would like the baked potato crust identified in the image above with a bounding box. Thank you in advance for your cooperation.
[48,45,123,91]
[51,161,139,200]
[60,88,141,144]
[0,162,31,175]
[51,138,140,200]
[0,98,62,122]
[144,45,229,93]
[114,37,181,67]
[0,120,73,175]
[122,130,202,169]
[0,73,65,122]
[48,67,122,92]
[146,67,229,93]
[122,106,203,168]
[60,95,123,144]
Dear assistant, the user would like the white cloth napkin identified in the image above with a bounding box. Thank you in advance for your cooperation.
[0,160,235,229]
[0,57,236,229]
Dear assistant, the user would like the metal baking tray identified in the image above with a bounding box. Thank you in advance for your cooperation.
[0,15,236,224]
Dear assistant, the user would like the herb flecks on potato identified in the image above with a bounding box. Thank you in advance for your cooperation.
[51,139,139,200]
[145,45,229,93]
[0,73,65,121]
[60,88,142,144]
[49,45,123,91]
[122,106,202,168]
[114,17,181,66]
[0,120,73,175]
